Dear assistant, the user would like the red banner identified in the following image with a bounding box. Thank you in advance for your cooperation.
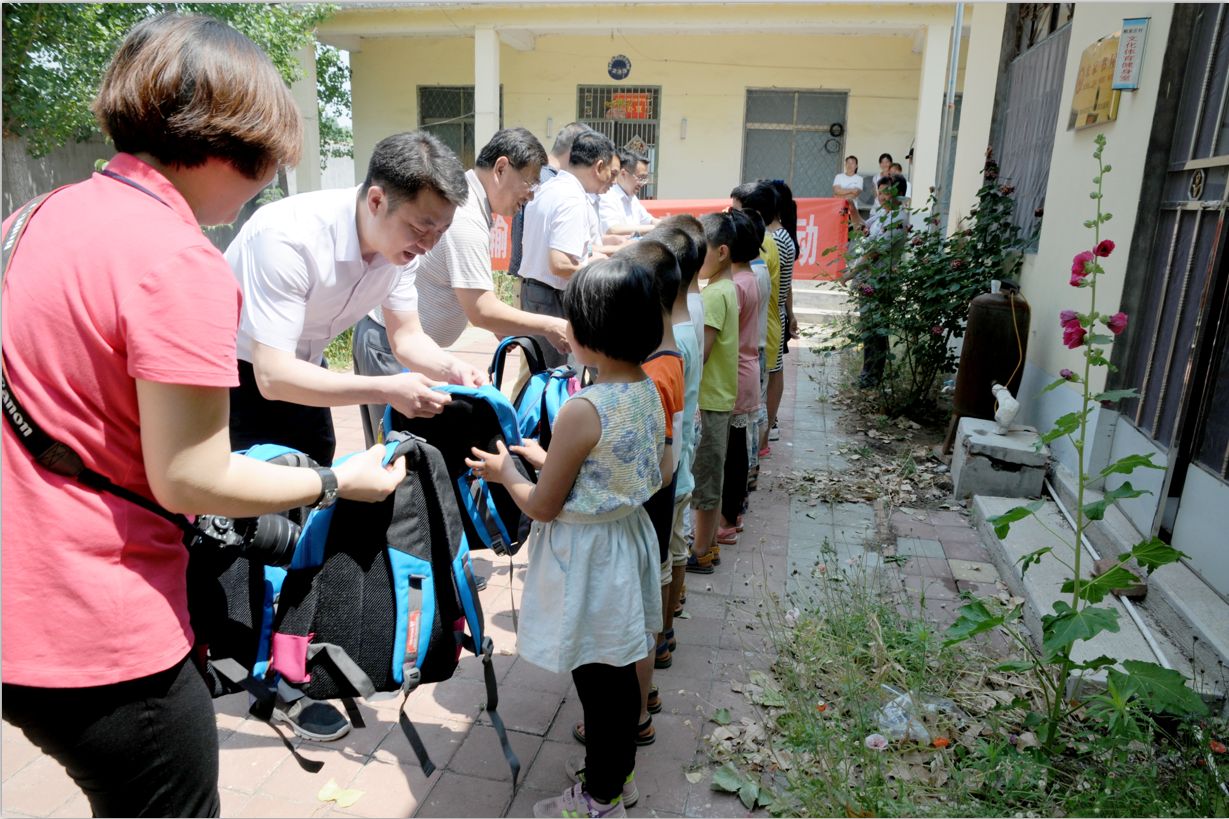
[489,197,848,281]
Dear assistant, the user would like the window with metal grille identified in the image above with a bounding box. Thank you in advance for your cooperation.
[417,85,502,168]
[1011,3,1076,58]
[741,89,847,199]
[576,85,661,199]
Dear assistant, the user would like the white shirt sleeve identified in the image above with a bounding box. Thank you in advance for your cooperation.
[382,262,419,313]
[230,230,312,355]
[632,196,655,225]
[596,190,624,236]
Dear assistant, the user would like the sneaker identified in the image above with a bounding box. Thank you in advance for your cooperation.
[768,423,780,442]
[565,755,640,808]
[271,696,351,742]
[533,782,627,817]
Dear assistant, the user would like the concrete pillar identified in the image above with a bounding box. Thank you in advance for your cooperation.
[947,4,1008,235]
[289,44,321,195]
[910,23,951,206]
[474,26,501,151]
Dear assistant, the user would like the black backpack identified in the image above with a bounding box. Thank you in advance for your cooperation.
[386,384,534,557]
[489,335,583,449]
[268,433,519,781]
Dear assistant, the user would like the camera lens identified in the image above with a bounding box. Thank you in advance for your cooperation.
[236,514,301,566]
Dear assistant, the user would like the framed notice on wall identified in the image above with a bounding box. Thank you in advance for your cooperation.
[1068,33,1122,131]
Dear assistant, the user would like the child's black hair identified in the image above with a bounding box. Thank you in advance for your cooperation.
[642,225,702,291]
[699,211,737,255]
[656,214,707,277]
[730,180,779,225]
[729,208,764,263]
[614,239,681,313]
[563,257,663,363]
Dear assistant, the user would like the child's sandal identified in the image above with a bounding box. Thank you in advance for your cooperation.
[647,685,662,714]
[572,716,656,746]
[654,638,672,669]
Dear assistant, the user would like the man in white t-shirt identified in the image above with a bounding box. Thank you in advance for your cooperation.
[832,155,864,200]
[518,129,617,367]
[351,128,571,445]
[598,148,659,237]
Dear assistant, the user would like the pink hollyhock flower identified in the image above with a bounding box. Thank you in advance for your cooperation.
[1094,239,1116,257]
[1060,368,1077,381]
[1060,310,1079,327]
[1106,312,1129,335]
[1070,251,1095,286]
[1063,323,1087,349]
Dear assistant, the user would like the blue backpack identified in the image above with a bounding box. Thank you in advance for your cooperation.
[385,384,534,557]
[489,335,581,449]
[268,432,518,782]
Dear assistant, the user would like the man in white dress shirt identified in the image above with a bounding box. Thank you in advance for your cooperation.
[351,128,572,445]
[598,148,659,237]
[518,129,617,367]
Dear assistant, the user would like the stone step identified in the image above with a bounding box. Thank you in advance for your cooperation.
[794,306,851,327]
[970,495,1222,706]
[793,280,854,313]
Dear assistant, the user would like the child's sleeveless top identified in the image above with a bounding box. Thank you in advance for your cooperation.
[561,379,665,519]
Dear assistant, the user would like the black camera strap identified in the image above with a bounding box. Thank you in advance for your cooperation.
[1,186,196,540]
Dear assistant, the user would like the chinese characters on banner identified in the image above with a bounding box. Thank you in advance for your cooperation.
[488,198,850,281]
[1112,18,1149,91]
[1068,33,1122,131]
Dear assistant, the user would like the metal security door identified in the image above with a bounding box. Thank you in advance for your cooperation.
[741,90,847,198]
[1115,4,1229,594]
[578,86,661,199]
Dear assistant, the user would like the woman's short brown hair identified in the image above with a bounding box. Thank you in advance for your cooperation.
[91,13,302,179]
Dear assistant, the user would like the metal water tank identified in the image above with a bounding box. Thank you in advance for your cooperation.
[953,284,1031,421]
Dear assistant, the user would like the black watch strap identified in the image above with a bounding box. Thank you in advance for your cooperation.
[312,466,338,509]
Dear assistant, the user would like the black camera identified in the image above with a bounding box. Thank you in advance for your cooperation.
[188,513,301,567]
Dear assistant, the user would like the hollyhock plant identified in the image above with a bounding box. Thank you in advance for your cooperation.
[952,135,1204,757]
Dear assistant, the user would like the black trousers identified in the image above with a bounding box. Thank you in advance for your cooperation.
[2,656,220,818]
[518,278,569,369]
[860,330,888,386]
[571,662,639,803]
[230,359,336,466]
[721,424,749,524]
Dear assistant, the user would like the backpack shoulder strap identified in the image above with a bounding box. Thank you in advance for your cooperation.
[489,335,547,389]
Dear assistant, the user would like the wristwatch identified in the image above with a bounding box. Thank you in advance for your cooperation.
[311,466,339,509]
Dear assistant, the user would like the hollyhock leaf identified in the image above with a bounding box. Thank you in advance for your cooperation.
[1041,377,1069,395]
[1128,537,1188,573]
[1094,389,1139,404]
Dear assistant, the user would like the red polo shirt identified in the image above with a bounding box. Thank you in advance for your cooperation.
[2,154,241,687]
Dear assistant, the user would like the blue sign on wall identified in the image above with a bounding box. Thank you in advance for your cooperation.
[608,54,632,80]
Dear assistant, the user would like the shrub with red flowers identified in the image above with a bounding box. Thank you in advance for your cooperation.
[824,149,1033,418]
[944,135,1215,773]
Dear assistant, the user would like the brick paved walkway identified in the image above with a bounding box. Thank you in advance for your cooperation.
[2,332,1002,818]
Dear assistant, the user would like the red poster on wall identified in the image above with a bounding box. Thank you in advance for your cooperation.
[489,197,848,281]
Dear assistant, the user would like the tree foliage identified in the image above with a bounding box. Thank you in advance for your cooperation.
[2,3,349,159]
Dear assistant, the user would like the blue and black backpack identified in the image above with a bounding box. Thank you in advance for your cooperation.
[489,335,582,449]
[187,435,518,782]
[385,384,534,557]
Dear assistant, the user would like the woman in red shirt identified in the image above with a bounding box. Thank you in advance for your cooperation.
[1,15,404,817]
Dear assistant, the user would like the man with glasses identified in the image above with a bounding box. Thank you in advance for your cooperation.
[598,148,660,238]
[351,128,568,445]
[518,129,618,367]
